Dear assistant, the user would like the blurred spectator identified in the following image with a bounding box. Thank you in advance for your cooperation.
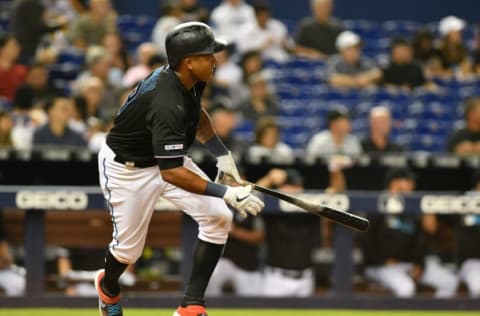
[0,35,27,101]
[152,1,182,56]
[102,33,131,72]
[240,50,264,82]
[239,72,278,122]
[43,0,81,24]
[360,168,458,298]
[456,170,480,297]
[208,100,246,156]
[306,107,362,159]
[259,169,320,297]
[0,110,13,148]
[361,106,404,154]
[437,16,473,80]
[122,43,158,88]
[0,211,25,296]
[147,54,167,71]
[214,46,243,103]
[412,29,445,79]
[75,46,122,114]
[294,0,343,60]
[77,77,105,120]
[473,24,480,76]
[236,1,289,62]
[247,117,294,163]
[25,63,62,108]
[382,38,428,91]
[68,95,88,135]
[10,0,65,63]
[69,0,117,49]
[33,96,87,147]
[210,0,256,43]
[180,0,209,23]
[10,85,43,150]
[327,31,381,89]
[447,97,480,154]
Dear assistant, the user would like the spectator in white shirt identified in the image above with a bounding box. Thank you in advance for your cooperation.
[214,45,243,104]
[236,1,289,62]
[306,107,362,159]
[122,42,158,88]
[152,1,182,56]
[210,0,255,42]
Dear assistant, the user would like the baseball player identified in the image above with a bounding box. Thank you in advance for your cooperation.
[94,22,264,316]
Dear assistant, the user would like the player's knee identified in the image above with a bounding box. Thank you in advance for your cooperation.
[394,280,415,297]
[111,248,140,265]
[198,202,233,244]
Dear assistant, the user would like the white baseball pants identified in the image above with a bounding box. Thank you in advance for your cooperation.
[459,259,480,297]
[206,258,262,296]
[98,143,233,264]
[262,266,314,297]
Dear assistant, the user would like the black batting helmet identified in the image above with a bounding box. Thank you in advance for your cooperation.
[165,22,227,69]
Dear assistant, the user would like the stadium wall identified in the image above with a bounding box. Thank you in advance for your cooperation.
[113,0,480,23]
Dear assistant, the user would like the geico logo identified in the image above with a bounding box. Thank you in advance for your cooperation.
[16,191,88,210]
[279,194,349,212]
[421,195,480,214]
[154,198,180,211]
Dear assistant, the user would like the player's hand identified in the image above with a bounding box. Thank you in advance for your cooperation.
[223,185,265,218]
[216,152,242,184]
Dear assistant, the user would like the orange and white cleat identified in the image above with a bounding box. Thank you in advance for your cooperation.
[173,305,208,316]
[94,269,123,316]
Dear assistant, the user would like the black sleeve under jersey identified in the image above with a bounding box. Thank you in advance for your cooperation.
[150,88,188,159]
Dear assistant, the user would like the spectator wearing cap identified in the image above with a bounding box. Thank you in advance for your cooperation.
[122,43,158,88]
[361,106,404,154]
[382,38,431,91]
[69,0,117,49]
[437,16,473,80]
[33,96,87,148]
[294,0,343,60]
[248,117,294,163]
[238,72,278,123]
[210,0,256,43]
[0,35,27,102]
[446,97,480,155]
[360,168,458,298]
[327,31,381,89]
[306,107,362,159]
[152,1,182,56]
[455,170,480,297]
[236,1,289,62]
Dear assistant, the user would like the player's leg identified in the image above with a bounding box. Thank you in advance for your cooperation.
[97,144,163,315]
[420,258,458,298]
[459,259,480,297]
[205,258,235,296]
[365,264,415,297]
[162,157,233,314]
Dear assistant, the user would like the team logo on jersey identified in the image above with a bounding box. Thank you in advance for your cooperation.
[165,144,184,151]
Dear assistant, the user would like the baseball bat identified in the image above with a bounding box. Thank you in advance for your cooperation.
[244,180,369,232]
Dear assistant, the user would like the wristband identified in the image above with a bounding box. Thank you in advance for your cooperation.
[205,181,227,198]
[205,136,229,156]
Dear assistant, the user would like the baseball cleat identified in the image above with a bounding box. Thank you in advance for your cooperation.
[94,269,123,316]
[173,305,208,316]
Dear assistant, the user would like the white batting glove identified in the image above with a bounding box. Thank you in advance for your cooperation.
[216,152,242,184]
[223,185,265,218]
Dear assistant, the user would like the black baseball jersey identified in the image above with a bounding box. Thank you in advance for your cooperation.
[263,213,321,270]
[107,66,205,163]
[359,215,427,266]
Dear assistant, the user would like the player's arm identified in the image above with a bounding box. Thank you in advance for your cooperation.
[196,108,242,183]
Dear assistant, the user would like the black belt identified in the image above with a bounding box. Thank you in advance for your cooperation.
[114,156,157,168]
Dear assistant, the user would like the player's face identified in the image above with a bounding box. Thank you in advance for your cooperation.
[189,54,217,81]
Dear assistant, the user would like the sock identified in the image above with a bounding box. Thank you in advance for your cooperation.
[181,239,224,307]
[101,249,127,297]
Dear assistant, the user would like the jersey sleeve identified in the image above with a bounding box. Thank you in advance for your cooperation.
[150,89,188,159]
